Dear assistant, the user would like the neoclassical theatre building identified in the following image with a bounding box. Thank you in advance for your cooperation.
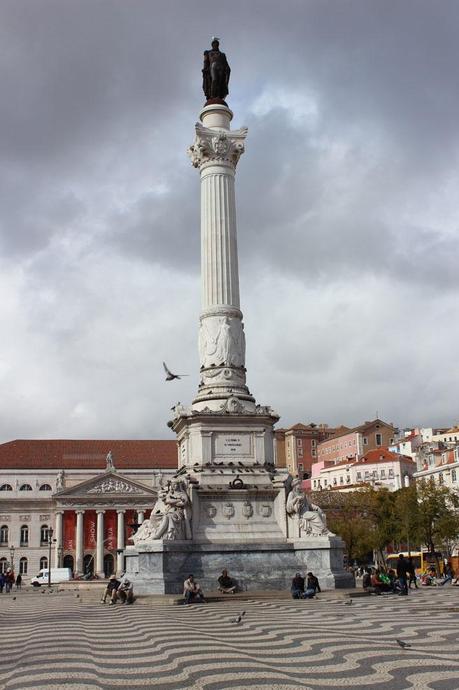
[0,439,177,579]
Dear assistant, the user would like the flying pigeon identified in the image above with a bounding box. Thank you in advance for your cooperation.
[396,639,411,648]
[163,362,189,381]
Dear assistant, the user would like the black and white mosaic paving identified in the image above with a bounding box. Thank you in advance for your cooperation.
[2,587,459,689]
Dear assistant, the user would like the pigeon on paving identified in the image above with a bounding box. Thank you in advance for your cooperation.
[396,639,411,648]
[12,597,16,601]
[344,599,353,606]
[230,610,246,624]
[163,362,189,381]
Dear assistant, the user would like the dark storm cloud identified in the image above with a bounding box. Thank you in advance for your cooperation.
[0,0,458,441]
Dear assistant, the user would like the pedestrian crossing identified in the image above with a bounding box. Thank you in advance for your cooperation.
[1,587,459,689]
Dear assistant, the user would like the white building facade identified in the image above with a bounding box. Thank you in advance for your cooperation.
[311,449,416,493]
[0,439,177,579]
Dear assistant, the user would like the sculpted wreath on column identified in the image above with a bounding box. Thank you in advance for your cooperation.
[132,479,192,544]
[286,479,334,537]
[199,316,245,369]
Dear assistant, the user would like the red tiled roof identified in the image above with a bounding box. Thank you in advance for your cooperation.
[354,448,414,466]
[0,439,178,470]
[327,419,395,441]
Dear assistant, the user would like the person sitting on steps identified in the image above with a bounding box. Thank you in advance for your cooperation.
[218,569,237,593]
[101,574,120,604]
[183,574,205,604]
[291,573,305,599]
[116,578,134,604]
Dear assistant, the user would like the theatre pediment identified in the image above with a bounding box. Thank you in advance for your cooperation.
[55,471,157,500]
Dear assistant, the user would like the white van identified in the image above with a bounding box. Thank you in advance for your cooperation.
[31,568,72,586]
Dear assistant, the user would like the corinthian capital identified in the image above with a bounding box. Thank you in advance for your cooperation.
[187,123,248,169]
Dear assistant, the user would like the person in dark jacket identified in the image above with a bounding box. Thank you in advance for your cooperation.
[304,572,321,599]
[15,574,22,590]
[396,554,409,595]
[291,573,305,599]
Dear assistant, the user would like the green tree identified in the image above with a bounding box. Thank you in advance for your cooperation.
[394,484,421,553]
[415,479,459,570]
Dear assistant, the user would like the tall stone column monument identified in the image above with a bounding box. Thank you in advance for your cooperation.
[125,39,352,593]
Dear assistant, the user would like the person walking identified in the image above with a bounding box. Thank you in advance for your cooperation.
[396,554,409,595]
[439,563,454,586]
[407,557,418,589]
[15,573,22,590]
[5,569,14,594]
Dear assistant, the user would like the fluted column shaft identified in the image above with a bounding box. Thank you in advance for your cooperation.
[96,510,105,578]
[201,166,240,310]
[75,511,84,575]
[54,511,63,566]
[116,510,125,576]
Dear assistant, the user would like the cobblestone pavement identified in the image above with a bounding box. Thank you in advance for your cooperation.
[1,586,459,690]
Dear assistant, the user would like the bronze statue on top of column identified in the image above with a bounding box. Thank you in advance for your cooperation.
[202,37,231,104]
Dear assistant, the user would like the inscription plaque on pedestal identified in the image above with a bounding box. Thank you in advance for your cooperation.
[214,432,251,456]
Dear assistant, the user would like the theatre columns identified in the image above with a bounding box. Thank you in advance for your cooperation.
[95,510,105,578]
[116,510,125,576]
[75,510,84,575]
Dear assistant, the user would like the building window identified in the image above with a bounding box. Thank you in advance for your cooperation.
[375,433,382,446]
[356,472,362,480]
[380,469,386,478]
[297,439,303,448]
[0,484,12,491]
[388,469,394,478]
[20,525,29,546]
[40,525,50,545]
[439,473,444,485]
[0,525,8,545]
[311,439,317,448]
[452,469,457,482]
[389,438,394,445]
[40,556,48,570]
[19,484,32,492]
[324,479,327,486]
[313,480,316,488]
[339,476,344,484]
[0,557,8,573]
[39,484,52,491]
[19,557,28,575]
[363,437,368,446]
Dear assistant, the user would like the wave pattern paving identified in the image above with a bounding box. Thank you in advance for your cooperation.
[2,588,459,689]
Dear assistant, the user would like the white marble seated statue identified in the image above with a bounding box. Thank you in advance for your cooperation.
[132,479,192,544]
[286,478,334,537]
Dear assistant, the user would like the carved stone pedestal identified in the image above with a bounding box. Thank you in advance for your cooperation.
[124,537,351,595]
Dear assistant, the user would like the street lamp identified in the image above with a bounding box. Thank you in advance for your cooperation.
[9,544,15,572]
[47,526,55,587]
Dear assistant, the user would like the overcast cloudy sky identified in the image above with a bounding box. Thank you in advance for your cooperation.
[0,0,458,443]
